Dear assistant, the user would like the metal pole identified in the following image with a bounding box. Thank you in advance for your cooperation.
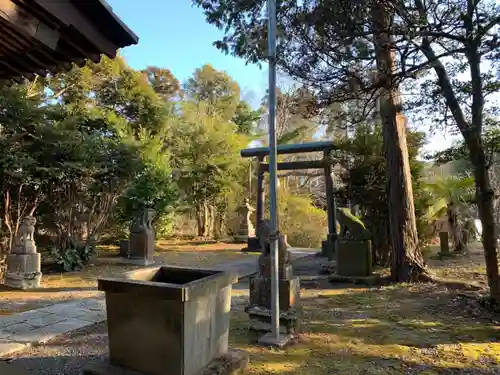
[267,0,280,340]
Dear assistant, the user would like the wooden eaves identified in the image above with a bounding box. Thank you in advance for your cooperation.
[0,0,138,82]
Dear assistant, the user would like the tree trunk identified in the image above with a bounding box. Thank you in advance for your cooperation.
[196,203,205,237]
[471,146,500,301]
[371,2,426,282]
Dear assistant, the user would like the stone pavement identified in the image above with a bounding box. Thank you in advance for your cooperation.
[0,298,105,358]
[214,248,313,279]
[0,248,315,359]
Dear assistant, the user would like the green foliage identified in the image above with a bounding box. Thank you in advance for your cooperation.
[333,123,430,262]
[116,127,178,232]
[278,189,328,248]
[50,241,96,272]
[232,101,263,134]
[184,64,241,121]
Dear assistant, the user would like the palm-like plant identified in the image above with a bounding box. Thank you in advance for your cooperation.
[425,175,477,252]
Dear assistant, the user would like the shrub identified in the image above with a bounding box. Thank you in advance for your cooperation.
[278,190,328,248]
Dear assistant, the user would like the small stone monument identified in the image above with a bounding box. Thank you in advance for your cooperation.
[234,198,255,244]
[246,220,302,338]
[5,216,42,289]
[335,208,373,277]
[128,208,156,266]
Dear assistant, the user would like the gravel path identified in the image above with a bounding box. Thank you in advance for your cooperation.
[4,322,108,375]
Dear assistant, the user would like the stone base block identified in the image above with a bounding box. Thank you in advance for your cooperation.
[82,350,250,375]
[246,306,302,335]
[258,332,294,348]
[119,240,129,258]
[249,276,300,310]
[244,237,261,252]
[6,253,41,274]
[5,271,42,289]
[328,273,381,286]
[122,257,155,266]
[336,240,372,277]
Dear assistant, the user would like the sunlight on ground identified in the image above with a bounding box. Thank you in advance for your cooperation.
[0,241,250,314]
[230,285,500,375]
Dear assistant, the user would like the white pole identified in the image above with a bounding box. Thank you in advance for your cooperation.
[267,0,280,340]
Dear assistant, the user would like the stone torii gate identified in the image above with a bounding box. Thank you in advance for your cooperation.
[241,140,339,261]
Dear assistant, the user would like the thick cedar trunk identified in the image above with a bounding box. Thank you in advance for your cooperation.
[371,2,426,281]
[472,147,500,300]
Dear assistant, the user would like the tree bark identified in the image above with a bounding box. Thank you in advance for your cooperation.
[412,0,499,300]
[471,144,500,300]
[371,2,426,281]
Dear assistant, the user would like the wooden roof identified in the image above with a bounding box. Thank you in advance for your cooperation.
[0,0,138,82]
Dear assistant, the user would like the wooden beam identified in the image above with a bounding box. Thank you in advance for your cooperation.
[34,0,118,57]
[0,0,59,50]
[259,160,327,172]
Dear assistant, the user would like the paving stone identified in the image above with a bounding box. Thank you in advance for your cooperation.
[40,318,91,336]
[0,341,28,357]
[28,313,67,328]
[36,301,80,315]
[74,298,106,312]
[0,310,51,329]
[1,322,36,336]
[9,318,91,345]
[78,312,106,323]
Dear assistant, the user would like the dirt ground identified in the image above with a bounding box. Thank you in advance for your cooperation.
[5,243,500,375]
[0,240,252,315]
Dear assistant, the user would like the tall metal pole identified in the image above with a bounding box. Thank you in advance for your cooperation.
[267,0,280,340]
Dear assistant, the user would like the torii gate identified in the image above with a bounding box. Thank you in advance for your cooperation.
[241,140,339,261]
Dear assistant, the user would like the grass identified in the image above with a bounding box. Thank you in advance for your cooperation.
[4,239,500,373]
[224,242,498,375]
[230,284,500,375]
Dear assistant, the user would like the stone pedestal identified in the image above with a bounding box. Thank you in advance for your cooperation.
[438,231,452,257]
[119,240,129,258]
[5,216,42,289]
[321,233,337,261]
[245,236,261,252]
[246,254,301,335]
[336,240,372,277]
[127,209,156,266]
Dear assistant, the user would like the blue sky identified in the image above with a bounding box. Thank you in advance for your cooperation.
[107,1,267,108]
[107,0,460,153]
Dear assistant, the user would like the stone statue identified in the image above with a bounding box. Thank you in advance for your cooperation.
[6,215,42,289]
[128,208,156,266]
[130,208,156,234]
[336,208,371,241]
[13,216,37,253]
[258,219,290,265]
[234,198,256,243]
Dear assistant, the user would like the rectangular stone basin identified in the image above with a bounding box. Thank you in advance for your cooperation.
[98,266,238,375]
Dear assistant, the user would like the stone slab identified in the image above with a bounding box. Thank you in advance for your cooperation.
[1,323,36,336]
[7,318,92,344]
[82,349,250,375]
[0,310,51,329]
[258,332,294,348]
[328,273,381,286]
[121,258,155,266]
